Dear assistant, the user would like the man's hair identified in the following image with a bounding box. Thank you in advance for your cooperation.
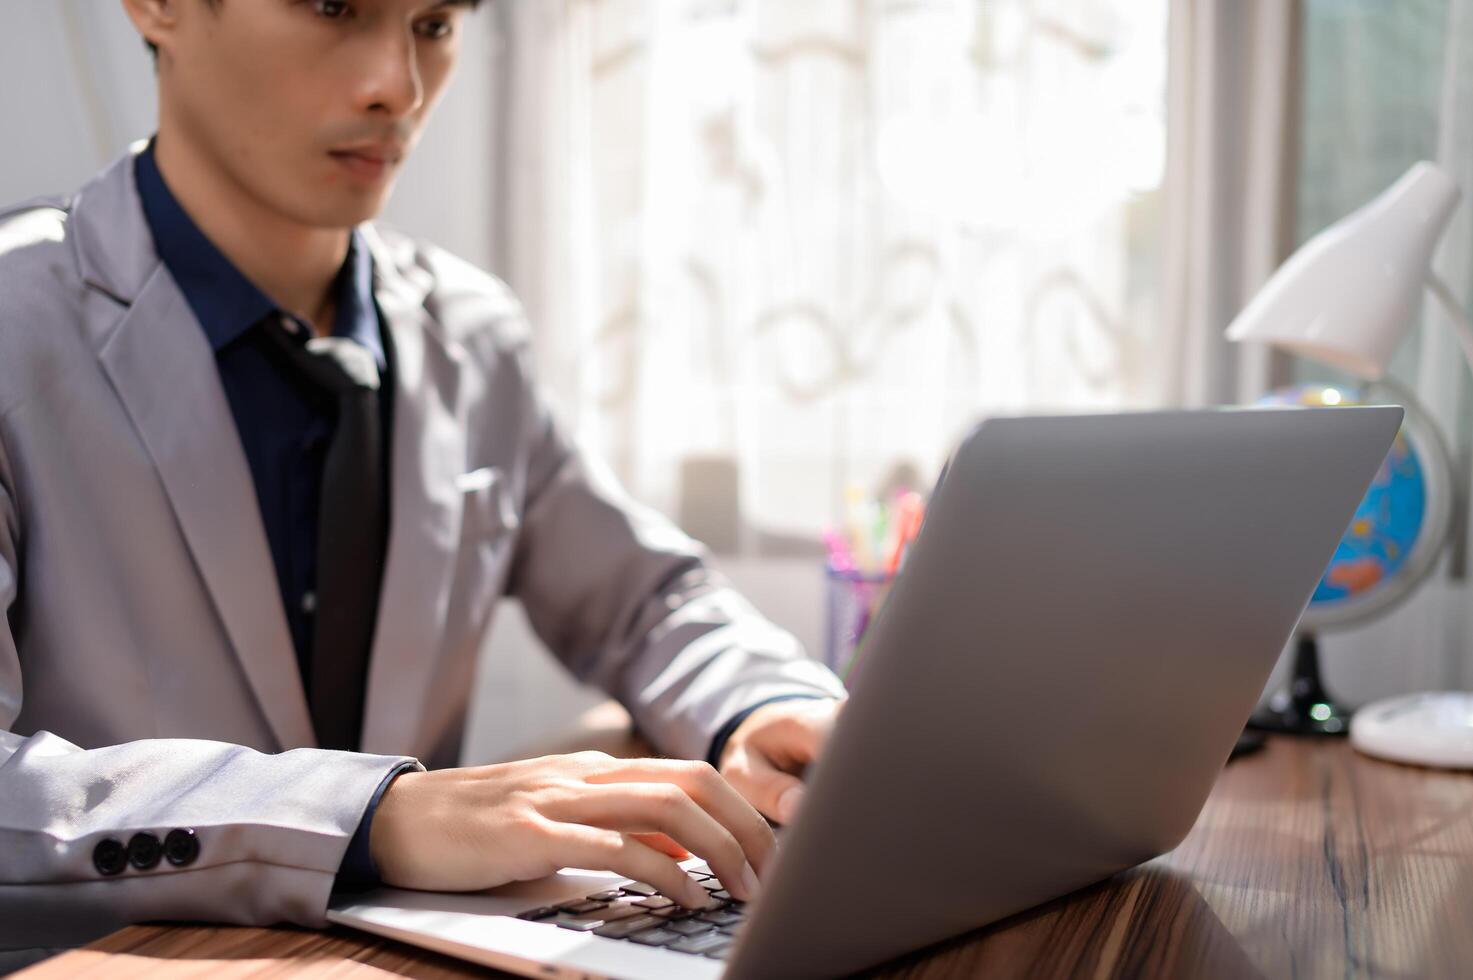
[143,1,481,61]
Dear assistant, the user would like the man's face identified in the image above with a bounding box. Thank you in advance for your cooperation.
[151,0,471,229]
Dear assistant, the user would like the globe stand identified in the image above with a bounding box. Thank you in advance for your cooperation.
[1241,380,1456,743]
[1247,633,1352,736]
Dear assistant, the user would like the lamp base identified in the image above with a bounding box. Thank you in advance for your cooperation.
[1350,692,1473,769]
[1249,694,1353,736]
[1246,633,1352,736]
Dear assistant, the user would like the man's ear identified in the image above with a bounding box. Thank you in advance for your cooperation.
[119,0,181,57]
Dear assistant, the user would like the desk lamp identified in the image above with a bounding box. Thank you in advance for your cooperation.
[1225,161,1473,767]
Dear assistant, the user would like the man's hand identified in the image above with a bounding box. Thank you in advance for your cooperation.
[370,752,773,907]
[718,698,845,825]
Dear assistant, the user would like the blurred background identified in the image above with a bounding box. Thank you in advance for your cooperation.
[3,0,1470,759]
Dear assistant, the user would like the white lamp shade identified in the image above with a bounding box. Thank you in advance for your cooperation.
[1226,161,1461,380]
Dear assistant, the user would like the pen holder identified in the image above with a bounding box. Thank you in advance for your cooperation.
[824,564,896,687]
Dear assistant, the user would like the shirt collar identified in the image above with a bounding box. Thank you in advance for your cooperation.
[134,136,384,367]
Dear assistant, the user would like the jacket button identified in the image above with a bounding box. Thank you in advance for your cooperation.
[93,838,127,876]
[163,828,200,866]
[127,832,162,870]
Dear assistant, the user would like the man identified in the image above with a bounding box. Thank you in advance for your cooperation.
[0,0,846,962]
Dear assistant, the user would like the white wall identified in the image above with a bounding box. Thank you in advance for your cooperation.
[0,2,157,205]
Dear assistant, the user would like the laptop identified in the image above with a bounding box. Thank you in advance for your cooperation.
[330,406,1402,980]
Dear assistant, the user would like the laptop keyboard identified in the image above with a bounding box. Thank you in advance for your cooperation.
[514,863,744,960]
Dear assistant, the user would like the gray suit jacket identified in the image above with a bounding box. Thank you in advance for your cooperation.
[0,145,844,955]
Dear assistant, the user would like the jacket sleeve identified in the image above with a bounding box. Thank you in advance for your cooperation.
[0,435,420,953]
[502,342,846,762]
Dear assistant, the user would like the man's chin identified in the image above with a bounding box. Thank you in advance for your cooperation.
[297,195,390,231]
[291,155,401,227]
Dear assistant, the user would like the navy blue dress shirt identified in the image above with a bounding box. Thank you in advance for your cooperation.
[135,140,386,675]
[134,138,390,890]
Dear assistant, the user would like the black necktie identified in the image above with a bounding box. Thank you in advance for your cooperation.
[261,314,387,750]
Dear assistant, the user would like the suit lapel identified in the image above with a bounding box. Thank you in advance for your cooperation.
[96,267,317,750]
[358,227,468,757]
[73,148,465,758]
[74,145,315,750]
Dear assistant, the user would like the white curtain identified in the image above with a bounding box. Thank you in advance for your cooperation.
[1288,0,1473,699]
[1161,0,1297,408]
[491,0,1171,548]
[1163,0,1473,700]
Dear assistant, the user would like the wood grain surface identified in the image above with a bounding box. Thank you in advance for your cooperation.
[19,725,1473,979]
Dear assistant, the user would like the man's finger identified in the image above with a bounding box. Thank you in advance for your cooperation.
[737,701,834,770]
[551,824,710,908]
[724,744,806,825]
[586,759,777,876]
[560,781,760,901]
[632,832,689,860]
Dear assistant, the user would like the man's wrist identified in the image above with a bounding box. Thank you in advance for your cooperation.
[334,761,418,893]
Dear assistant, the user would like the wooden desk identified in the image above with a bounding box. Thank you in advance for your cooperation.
[20,716,1473,979]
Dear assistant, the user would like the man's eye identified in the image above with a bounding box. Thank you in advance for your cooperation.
[415,18,453,40]
[313,0,352,18]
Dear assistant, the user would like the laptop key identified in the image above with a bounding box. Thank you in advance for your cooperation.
[667,918,716,936]
[617,881,661,897]
[586,890,623,901]
[698,909,745,927]
[629,927,684,947]
[515,907,558,921]
[589,904,643,922]
[557,899,608,915]
[669,932,732,955]
[651,906,696,920]
[550,916,604,932]
[592,914,665,939]
[634,896,675,910]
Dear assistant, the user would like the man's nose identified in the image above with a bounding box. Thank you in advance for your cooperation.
[356,28,423,118]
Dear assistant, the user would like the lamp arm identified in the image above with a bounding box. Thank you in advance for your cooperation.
[1426,274,1473,373]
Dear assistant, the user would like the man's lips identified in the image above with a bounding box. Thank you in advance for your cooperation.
[329,147,400,181]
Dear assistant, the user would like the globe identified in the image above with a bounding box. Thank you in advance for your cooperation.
[1256,383,1454,631]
